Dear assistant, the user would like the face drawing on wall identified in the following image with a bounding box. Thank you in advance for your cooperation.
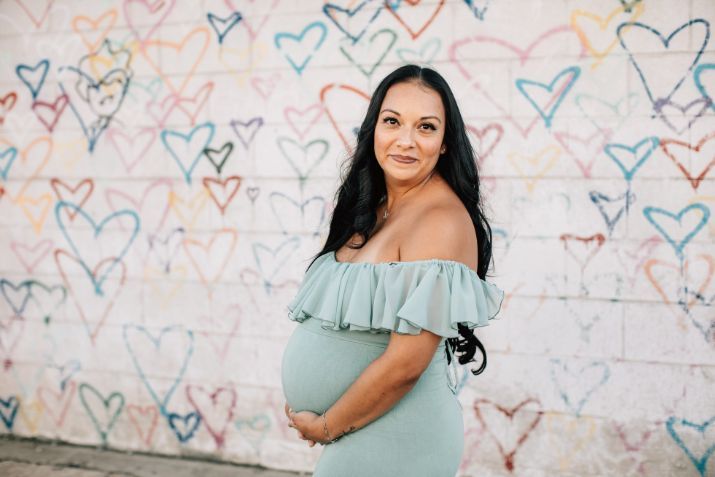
[373,80,447,182]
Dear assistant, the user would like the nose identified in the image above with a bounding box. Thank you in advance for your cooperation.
[396,126,415,148]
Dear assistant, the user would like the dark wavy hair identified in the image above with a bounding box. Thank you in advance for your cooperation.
[307,64,495,376]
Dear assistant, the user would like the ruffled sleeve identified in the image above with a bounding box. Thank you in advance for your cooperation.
[286,252,504,338]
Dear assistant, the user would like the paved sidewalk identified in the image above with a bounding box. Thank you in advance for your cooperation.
[0,437,308,477]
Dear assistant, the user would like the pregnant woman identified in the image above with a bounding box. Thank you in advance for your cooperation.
[280,64,504,477]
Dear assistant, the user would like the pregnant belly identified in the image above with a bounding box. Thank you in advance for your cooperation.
[280,321,386,413]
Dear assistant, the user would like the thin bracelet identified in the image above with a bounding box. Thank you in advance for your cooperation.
[321,410,341,444]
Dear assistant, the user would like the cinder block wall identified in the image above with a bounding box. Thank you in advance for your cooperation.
[0,0,713,475]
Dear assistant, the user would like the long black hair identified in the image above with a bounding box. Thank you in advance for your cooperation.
[307,64,495,376]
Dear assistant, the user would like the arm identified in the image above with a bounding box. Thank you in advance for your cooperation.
[320,329,442,440]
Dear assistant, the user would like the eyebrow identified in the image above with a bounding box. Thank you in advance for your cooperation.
[380,109,442,124]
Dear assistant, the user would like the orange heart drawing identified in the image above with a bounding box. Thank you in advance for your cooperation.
[320,83,370,153]
[17,192,53,234]
[644,254,714,315]
[507,145,561,193]
[183,228,238,286]
[0,136,53,203]
[570,3,644,68]
[71,9,118,52]
[169,188,209,230]
[141,27,210,96]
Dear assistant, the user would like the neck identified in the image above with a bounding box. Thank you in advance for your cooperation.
[383,169,437,216]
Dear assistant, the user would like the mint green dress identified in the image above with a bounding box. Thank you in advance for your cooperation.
[280,251,503,477]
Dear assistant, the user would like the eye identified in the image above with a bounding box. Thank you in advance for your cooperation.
[382,117,398,125]
[420,123,436,130]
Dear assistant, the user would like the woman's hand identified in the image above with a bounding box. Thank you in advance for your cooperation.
[285,402,323,447]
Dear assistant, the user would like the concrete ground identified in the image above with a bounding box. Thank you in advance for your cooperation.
[0,437,308,477]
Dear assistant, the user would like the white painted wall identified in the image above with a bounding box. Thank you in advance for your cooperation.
[0,0,713,475]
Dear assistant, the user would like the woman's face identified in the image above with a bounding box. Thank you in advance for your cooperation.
[374,80,446,182]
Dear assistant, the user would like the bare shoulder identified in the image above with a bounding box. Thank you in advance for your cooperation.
[399,196,478,271]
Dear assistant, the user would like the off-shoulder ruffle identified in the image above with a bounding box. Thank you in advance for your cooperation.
[286,251,504,339]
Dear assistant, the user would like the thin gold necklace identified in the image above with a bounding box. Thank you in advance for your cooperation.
[383,170,436,220]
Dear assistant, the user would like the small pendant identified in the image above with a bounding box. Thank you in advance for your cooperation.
[383,209,388,219]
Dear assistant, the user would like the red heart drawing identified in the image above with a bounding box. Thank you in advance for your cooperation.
[203,176,242,215]
[186,385,236,448]
[284,103,324,140]
[659,130,715,190]
[553,128,611,178]
[124,0,175,43]
[37,381,76,426]
[126,403,159,446]
[10,239,54,274]
[105,178,172,236]
[250,72,281,100]
[385,0,445,40]
[473,397,543,472]
[105,126,158,173]
[32,94,69,133]
[54,250,127,344]
[14,0,55,28]
[559,233,606,270]
[50,178,94,221]
[466,122,504,168]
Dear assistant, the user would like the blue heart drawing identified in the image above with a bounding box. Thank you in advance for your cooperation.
[515,65,581,128]
[666,415,715,476]
[694,62,715,112]
[604,136,659,181]
[268,192,326,236]
[274,21,328,75]
[78,383,125,444]
[55,201,140,295]
[0,146,18,181]
[252,237,301,291]
[617,19,710,111]
[574,93,639,135]
[550,358,610,416]
[619,0,642,13]
[207,11,242,45]
[323,0,383,44]
[463,0,492,20]
[15,59,49,100]
[0,279,32,317]
[167,411,201,443]
[123,324,194,413]
[643,203,710,259]
[161,122,215,185]
[26,280,67,324]
[49,359,81,392]
[0,395,19,430]
[589,189,636,235]
[396,37,441,65]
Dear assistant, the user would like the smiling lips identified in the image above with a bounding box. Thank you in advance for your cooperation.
[390,154,417,163]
